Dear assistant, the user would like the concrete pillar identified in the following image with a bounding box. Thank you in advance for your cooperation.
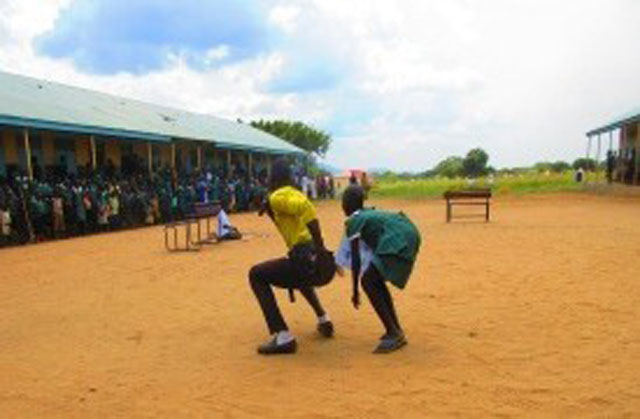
[635,123,640,185]
[24,129,33,180]
[197,145,202,172]
[609,131,613,152]
[267,154,272,178]
[596,134,602,182]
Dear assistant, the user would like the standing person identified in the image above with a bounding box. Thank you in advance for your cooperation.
[74,184,87,235]
[301,173,310,198]
[0,185,11,246]
[361,172,372,199]
[328,176,335,199]
[108,185,120,229]
[249,159,337,355]
[336,185,421,353]
[51,189,65,238]
[606,150,615,184]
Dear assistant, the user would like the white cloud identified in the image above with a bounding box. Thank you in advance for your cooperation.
[268,4,300,34]
[1,0,639,171]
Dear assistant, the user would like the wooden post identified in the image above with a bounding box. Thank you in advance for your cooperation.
[227,149,232,178]
[90,135,97,170]
[248,152,252,177]
[485,197,490,222]
[171,143,176,170]
[24,128,33,180]
[147,142,153,175]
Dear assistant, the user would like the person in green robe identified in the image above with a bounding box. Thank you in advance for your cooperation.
[336,185,421,353]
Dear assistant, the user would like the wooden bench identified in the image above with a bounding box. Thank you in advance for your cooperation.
[443,189,492,223]
[164,201,222,252]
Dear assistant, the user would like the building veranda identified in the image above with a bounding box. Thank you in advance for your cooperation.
[0,71,307,246]
[0,71,302,181]
[587,109,640,184]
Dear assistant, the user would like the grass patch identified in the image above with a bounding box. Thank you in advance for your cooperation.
[370,171,598,199]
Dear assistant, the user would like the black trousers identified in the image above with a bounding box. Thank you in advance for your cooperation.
[361,265,402,334]
[249,257,326,334]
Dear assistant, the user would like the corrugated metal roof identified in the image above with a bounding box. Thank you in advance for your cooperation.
[0,70,302,154]
[587,107,640,137]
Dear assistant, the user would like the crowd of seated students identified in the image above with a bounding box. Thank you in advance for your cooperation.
[0,156,270,247]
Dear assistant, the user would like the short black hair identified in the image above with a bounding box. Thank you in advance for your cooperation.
[270,158,292,189]
[342,185,364,216]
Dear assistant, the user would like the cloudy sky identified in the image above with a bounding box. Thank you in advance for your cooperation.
[1,0,639,171]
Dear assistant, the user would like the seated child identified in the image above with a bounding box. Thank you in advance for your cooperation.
[216,208,242,241]
[0,203,11,246]
[336,185,421,353]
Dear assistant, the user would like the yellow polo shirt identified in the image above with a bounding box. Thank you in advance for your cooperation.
[269,186,317,249]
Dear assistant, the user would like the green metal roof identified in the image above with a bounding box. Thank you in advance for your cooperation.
[0,70,302,154]
[587,107,640,137]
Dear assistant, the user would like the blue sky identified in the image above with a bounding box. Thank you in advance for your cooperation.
[36,0,271,74]
[2,0,640,171]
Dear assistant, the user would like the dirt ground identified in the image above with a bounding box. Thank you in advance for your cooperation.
[0,194,639,418]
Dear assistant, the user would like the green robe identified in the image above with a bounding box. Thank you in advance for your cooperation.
[346,209,421,289]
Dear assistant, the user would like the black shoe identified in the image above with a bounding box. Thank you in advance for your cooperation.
[257,336,297,355]
[373,333,407,354]
[379,330,405,341]
[317,320,334,338]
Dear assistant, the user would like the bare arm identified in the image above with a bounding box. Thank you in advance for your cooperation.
[306,219,325,251]
[350,238,361,309]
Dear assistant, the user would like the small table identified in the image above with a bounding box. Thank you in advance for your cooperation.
[443,189,492,223]
[164,201,222,251]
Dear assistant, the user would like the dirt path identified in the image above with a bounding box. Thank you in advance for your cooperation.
[0,194,638,417]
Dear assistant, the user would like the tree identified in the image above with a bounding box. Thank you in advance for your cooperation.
[534,160,571,173]
[572,158,597,171]
[550,161,571,172]
[432,156,464,178]
[250,119,332,157]
[462,148,489,177]
[534,162,553,172]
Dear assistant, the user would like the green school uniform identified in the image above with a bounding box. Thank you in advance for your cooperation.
[346,209,421,289]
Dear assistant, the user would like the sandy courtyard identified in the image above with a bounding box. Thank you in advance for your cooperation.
[0,194,639,417]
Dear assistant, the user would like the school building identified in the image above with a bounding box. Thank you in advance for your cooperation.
[587,108,640,184]
[0,71,302,180]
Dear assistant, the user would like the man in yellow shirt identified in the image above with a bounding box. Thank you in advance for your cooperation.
[249,159,336,355]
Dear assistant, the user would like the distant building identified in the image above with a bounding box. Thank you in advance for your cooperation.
[587,108,640,184]
[0,71,302,180]
[333,169,373,194]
